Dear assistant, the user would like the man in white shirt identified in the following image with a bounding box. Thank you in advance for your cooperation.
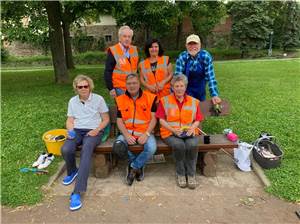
[61,75,109,211]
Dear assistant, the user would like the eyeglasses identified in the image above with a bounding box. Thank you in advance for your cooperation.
[77,85,89,89]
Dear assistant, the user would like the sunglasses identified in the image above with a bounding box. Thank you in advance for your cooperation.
[77,85,89,89]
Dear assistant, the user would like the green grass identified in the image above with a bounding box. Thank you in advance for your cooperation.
[1,59,300,206]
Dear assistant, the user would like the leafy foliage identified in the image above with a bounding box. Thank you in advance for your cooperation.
[229,1,273,57]
[190,1,227,46]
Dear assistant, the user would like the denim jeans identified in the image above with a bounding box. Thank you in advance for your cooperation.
[61,129,102,193]
[164,135,200,176]
[113,134,157,169]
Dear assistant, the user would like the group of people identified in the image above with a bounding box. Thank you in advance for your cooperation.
[61,25,221,211]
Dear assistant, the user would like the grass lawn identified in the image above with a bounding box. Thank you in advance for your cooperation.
[1,59,300,206]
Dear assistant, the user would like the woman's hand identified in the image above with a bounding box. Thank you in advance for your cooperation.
[186,127,196,136]
[173,128,183,137]
[87,128,100,137]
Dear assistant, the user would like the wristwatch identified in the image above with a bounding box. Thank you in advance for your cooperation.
[145,132,150,137]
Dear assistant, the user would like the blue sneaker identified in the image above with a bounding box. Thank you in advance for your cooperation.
[62,170,78,185]
[70,193,82,211]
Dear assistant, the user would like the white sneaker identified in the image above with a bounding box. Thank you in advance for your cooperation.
[32,153,48,167]
[38,153,55,169]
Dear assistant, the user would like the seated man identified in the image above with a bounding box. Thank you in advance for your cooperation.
[61,75,110,211]
[113,73,157,186]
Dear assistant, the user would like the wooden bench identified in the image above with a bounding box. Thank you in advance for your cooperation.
[90,100,238,178]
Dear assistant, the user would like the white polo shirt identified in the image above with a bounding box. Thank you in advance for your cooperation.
[67,93,109,129]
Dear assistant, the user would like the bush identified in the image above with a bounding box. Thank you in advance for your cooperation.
[1,46,10,63]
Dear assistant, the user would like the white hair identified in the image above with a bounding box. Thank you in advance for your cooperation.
[118,25,133,38]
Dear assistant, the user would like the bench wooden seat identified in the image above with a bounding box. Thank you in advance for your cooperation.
[81,99,237,178]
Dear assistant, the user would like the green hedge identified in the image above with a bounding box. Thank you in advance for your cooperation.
[2,48,299,67]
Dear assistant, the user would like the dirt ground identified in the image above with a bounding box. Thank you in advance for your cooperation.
[2,154,300,224]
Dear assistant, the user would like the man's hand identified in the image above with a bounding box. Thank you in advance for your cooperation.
[109,89,117,98]
[137,134,148,145]
[125,134,136,145]
[87,128,100,137]
[212,96,221,105]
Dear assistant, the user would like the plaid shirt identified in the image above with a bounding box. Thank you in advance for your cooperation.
[175,50,219,97]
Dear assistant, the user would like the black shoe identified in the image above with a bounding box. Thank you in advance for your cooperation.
[135,166,145,181]
[126,164,136,186]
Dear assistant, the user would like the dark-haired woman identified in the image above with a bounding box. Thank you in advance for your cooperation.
[139,38,173,100]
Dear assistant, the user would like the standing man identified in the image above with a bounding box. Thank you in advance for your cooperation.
[175,34,221,105]
[113,74,157,186]
[104,25,139,98]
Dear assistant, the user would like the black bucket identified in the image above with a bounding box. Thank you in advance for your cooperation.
[252,138,283,169]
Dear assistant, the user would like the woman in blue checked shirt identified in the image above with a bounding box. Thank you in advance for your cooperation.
[175,34,221,105]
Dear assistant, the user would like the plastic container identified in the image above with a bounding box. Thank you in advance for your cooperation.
[42,129,67,156]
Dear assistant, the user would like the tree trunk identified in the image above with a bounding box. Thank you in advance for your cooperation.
[176,22,183,50]
[44,1,69,83]
[62,20,75,69]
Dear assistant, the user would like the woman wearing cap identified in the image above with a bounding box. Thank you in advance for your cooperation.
[175,34,221,105]
[156,75,204,189]
[139,38,173,100]
[61,75,110,211]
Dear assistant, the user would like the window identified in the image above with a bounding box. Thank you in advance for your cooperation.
[105,35,112,42]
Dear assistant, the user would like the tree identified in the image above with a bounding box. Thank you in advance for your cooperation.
[44,1,68,83]
[190,1,227,47]
[280,1,300,51]
[172,1,192,50]
[2,1,114,83]
[1,1,49,54]
[112,1,174,41]
[229,1,273,58]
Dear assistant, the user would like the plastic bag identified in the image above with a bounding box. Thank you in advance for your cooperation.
[234,142,253,172]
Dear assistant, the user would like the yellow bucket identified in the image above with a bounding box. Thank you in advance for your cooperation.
[42,129,67,156]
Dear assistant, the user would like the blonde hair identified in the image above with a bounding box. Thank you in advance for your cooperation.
[171,74,188,87]
[73,75,94,93]
[118,25,133,38]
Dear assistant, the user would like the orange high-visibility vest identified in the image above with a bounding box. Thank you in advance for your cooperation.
[139,56,171,99]
[116,91,156,137]
[160,94,200,139]
[109,43,139,90]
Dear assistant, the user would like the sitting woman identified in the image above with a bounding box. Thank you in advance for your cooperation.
[61,75,110,211]
[156,74,204,189]
[139,38,173,100]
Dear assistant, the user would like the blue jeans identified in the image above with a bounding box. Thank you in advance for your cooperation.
[61,129,102,193]
[114,134,157,169]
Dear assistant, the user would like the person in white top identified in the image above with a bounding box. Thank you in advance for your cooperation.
[61,75,109,211]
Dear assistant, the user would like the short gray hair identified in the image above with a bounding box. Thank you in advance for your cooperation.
[126,73,139,82]
[118,25,133,38]
[171,74,188,87]
[73,75,94,93]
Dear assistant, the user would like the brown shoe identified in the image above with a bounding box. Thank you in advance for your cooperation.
[187,176,197,189]
[177,175,187,188]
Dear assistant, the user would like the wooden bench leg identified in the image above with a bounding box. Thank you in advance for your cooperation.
[202,152,217,177]
[94,154,111,178]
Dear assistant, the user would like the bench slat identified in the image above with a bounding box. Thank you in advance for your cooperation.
[93,134,237,154]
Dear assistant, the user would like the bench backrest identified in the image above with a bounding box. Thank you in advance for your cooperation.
[108,99,230,138]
